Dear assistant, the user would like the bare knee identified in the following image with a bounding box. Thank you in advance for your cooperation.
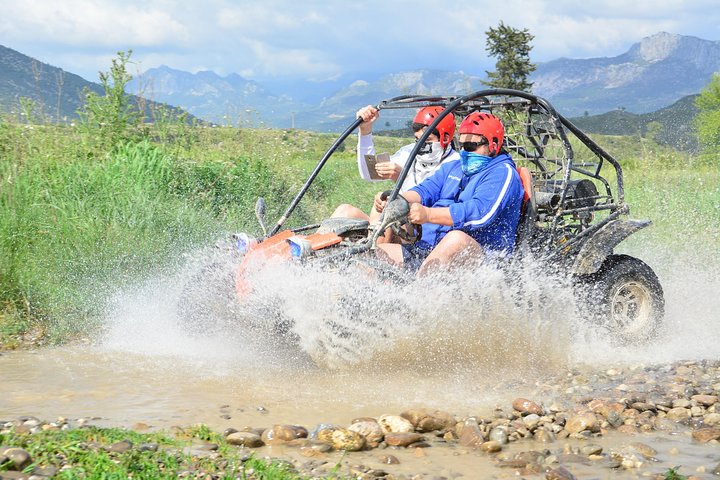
[437,230,478,253]
[332,204,369,220]
[376,243,404,265]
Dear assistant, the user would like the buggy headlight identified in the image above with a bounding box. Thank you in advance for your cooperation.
[287,236,312,259]
[233,232,255,254]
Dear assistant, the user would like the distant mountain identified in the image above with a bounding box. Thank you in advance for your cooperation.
[2,32,716,141]
[297,69,485,132]
[533,32,720,116]
[127,66,302,126]
[569,94,700,151]
[0,44,103,121]
[0,45,197,124]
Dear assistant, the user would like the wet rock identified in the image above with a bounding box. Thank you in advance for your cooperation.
[308,423,336,440]
[557,453,590,465]
[630,402,656,412]
[261,425,307,445]
[497,458,529,469]
[31,465,58,477]
[617,425,639,435]
[546,465,577,479]
[512,398,544,415]
[704,413,720,425]
[611,446,647,469]
[107,440,133,454]
[0,447,31,470]
[534,428,556,443]
[666,407,691,421]
[629,442,657,459]
[384,432,423,447]
[489,426,509,444]
[379,454,400,464]
[377,415,414,434]
[299,441,332,457]
[400,408,455,432]
[480,440,502,453]
[672,399,692,408]
[564,412,598,434]
[692,394,719,406]
[690,406,705,417]
[522,414,541,429]
[0,471,29,479]
[580,444,603,456]
[139,443,159,452]
[327,428,365,451]
[348,420,384,446]
[458,418,485,448]
[691,427,720,443]
[226,432,264,448]
[604,410,624,428]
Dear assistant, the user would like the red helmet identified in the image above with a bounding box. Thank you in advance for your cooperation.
[413,107,456,148]
[459,111,504,156]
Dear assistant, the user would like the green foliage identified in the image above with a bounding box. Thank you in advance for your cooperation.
[695,73,720,156]
[0,425,305,479]
[483,22,536,91]
[663,466,688,480]
[77,50,140,150]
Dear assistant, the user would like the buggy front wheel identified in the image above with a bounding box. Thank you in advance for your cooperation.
[578,254,664,345]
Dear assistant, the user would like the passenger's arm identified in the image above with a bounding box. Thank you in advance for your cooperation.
[357,133,377,180]
[356,105,380,181]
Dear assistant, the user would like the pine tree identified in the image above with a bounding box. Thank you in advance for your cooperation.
[483,22,536,91]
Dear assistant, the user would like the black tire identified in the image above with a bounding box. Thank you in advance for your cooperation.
[578,254,665,345]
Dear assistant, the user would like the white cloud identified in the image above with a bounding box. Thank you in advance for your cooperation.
[1,0,719,82]
[1,0,187,46]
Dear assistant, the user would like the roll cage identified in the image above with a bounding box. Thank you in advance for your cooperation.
[267,88,634,268]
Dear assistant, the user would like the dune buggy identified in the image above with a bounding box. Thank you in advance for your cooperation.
[180,89,665,347]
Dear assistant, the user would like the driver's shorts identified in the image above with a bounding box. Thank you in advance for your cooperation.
[401,243,434,272]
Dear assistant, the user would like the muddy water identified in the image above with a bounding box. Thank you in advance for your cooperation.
[2,247,720,477]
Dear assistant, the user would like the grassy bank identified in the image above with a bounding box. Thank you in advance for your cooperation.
[0,422,308,479]
[0,118,717,348]
[0,120,402,347]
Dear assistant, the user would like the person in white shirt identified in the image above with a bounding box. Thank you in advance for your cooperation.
[333,104,459,223]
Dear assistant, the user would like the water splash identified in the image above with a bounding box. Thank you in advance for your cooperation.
[99,232,720,379]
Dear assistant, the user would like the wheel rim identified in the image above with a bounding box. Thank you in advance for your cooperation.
[609,281,653,333]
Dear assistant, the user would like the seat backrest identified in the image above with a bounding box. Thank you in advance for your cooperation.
[517,167,532,206]
[515,167,536,249]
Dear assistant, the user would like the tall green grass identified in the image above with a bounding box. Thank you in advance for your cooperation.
[0,123,339,344]
[0,117,716,346]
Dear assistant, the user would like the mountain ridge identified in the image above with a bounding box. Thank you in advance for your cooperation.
[1,32,714,145]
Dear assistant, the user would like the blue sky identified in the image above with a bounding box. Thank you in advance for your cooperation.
[2,0,719,83]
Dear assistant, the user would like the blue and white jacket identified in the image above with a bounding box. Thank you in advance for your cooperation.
[409,152,525,252]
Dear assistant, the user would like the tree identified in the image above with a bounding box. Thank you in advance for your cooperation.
[483,22,536,91]
[695,73,720,154]
[78,50,140,149]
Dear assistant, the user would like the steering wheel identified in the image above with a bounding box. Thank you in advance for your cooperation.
[380,190,422,243]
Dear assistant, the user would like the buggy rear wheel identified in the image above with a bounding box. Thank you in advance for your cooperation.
[579,254,664,345]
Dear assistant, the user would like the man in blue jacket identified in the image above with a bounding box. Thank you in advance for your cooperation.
[375,111,525,276]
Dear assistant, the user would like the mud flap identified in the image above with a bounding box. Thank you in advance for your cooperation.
[571,219,651,276]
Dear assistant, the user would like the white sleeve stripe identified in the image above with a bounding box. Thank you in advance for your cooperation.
[463,164,514,227]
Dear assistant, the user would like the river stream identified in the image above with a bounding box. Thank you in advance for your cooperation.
[2,246,719,478]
